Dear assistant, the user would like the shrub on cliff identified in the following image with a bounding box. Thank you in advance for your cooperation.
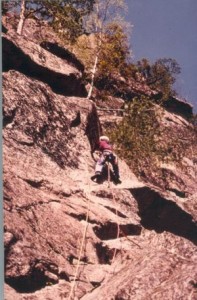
[136,58,181,101]
[2,0,95,41]
[108,96,193,182]
[109,96,162,177]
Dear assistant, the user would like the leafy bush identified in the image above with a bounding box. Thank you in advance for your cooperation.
[136,58,181,101]
[108,96,193,181]
[108,96,161,176]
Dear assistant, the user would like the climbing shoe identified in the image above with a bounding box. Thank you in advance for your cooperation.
[114,178,122,185]
[91,172,102,182]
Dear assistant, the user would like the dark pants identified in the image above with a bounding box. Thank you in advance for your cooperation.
[95,151,120,179]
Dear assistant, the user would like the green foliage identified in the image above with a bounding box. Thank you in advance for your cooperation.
[78,0,129,98]
[44,0,84,43]
[108,96,191,180]
[3,0,95,43]
[150,58,181,100]
[72,23,131,95]
[40,0,95,43]
[70,34,94,71]
[136,58,181,101]
[1,1,11,15]
[96,23,131,81]
[109,96,163,176]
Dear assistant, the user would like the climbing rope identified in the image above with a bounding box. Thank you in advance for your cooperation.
[107,161,111,189]
[106,162,120,264]
[68,158,139,298]
[111,187,120,264]
[68,194,90,300]
[107,161,141,262]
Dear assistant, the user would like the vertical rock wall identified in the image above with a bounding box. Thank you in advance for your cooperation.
[3,25,197,300]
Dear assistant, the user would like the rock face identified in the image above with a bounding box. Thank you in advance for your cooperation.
[2,32,86,97]
[163,96,193,119]
[3,23,197,300]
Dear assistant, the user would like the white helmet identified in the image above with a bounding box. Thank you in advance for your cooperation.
[99,135,109,142]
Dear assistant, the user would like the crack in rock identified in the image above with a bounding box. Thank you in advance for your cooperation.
[40,41,84,72]
[5,258,68,293]
[3,36,87,97]
[95,242,116,264]
[166,188,186,198]
[14,199,61,212]
[3,107,17,128]
[23,178,44,189]
[104,206,127,218]
[68,212,100,225]
[93,222,142,240]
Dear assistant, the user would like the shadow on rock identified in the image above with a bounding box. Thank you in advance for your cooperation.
[130,187,197,245]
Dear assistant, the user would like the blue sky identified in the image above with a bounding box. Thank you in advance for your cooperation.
[125,0,197,112]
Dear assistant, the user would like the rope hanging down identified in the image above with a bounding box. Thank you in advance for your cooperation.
[107,163,141,261]
[68,161,130,298]
[68,195,90,300]
[107,162,120,263]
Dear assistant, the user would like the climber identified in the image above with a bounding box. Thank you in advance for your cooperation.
[91,136,122,184]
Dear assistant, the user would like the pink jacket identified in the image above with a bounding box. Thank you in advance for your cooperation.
[98,140,112,152]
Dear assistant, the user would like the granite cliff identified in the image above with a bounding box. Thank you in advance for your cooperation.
[3,19,197,300]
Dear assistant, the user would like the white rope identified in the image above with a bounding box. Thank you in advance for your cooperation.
[106,162,120,263]
[68,196,90,300]
[111,187,120,264]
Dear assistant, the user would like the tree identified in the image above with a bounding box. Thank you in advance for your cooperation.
[137,58,181,101]
[109,94,195,185]
[150,58,181,99]
[2,0,43,35]
[41,0,95,43]
[82,0,128,99]
[96,23,131,81]
[17,0,25,35]
[3,0,95,40]
[2,1,12,15]
[136,58,151,80]
[109,96,163,176]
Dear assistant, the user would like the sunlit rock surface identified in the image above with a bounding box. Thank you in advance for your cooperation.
[3,19,197,300]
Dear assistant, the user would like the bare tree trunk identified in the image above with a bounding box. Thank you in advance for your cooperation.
[87,2,102,99]
[87,0,125,99]
[87,55,99,99]
[87,34,103,99]
[17,0,26,35]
